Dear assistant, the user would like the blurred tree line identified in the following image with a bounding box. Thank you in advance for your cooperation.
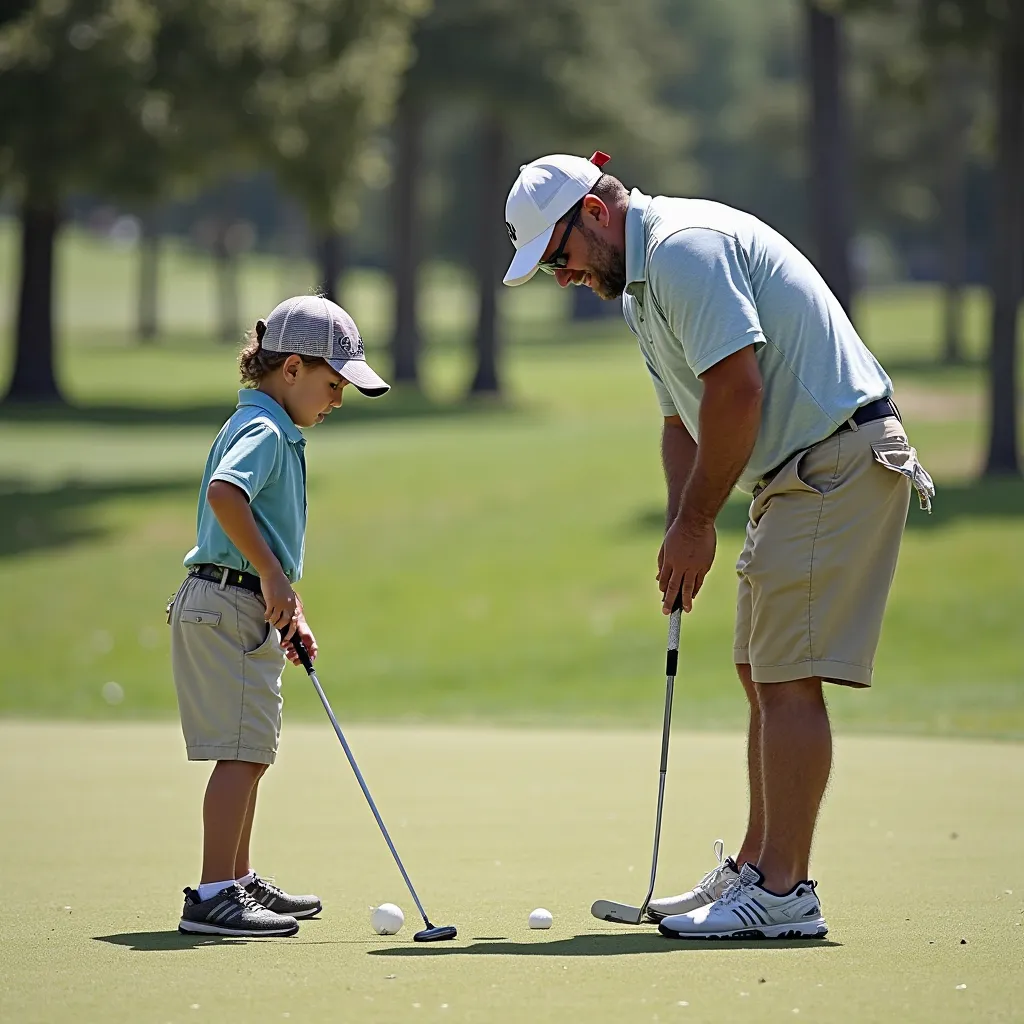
[0,0,1019,474]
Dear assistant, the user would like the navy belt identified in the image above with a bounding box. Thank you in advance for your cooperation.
[189,563,262,595]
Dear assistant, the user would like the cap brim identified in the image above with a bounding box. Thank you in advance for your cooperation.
[327,358,391,397]
[503,227,555,287]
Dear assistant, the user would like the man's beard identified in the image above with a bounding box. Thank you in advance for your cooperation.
[577,223,627,300]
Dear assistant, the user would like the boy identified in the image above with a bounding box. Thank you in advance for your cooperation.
[168,295,389,936]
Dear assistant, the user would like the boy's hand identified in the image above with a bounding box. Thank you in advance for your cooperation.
[282,614,317,666]
[261,568,298,633]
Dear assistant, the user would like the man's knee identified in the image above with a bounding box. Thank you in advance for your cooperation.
[755,677,824,709]
[736,662,756,701]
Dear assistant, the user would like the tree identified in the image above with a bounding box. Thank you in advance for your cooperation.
[805,0,855,315]
[918,0,1022,475]
[390,0,691,395]
[0,0,166,400]
[238,0,425,308]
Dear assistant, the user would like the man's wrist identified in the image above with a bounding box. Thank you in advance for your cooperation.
[675,504,715,532]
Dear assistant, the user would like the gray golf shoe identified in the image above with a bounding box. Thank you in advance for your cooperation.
[246,874,322,919]
[179,883,299,937]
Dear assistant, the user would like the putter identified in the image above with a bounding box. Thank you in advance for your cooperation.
[591,593,682,925]
[284,629,457,942]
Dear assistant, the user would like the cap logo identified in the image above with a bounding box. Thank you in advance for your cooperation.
[337,333,364,359]
[506,220,517,244]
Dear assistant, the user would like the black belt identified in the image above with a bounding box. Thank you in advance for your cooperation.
[756,397,900,492]
[834,396,900,435]
[189,563,262,595]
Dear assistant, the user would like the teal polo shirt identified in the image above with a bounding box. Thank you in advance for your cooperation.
[621,189,894,493]
[184,390,307,582]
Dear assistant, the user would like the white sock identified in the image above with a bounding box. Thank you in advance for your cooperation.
[236,870,255,888]
[197,879,236,902]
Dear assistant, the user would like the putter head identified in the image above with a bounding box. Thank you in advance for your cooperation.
[591,899,643,925]
[414,924,458,942]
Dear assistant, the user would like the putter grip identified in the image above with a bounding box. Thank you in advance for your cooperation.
[281,628,314,672]
[666,591,682,676]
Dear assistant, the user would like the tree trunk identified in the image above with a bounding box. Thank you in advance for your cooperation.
[213,221,240,344]
[390,90,423,386]
[316,230,346,304]
[137,208,160,344]
[5,200,61,402]
[939,56,970,366]
[984,18,1024,477]
[469,113,506,396]
[806,1,854,316]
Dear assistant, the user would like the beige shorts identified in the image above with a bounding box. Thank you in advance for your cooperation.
[734,417,915,687]
[169,573,286,764]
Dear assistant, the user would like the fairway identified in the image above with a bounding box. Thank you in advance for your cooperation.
[2,722,1021,1023]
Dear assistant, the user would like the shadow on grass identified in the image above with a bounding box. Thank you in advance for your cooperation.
[0,390,522,429]
[0,477,196,560]
[93,931,249,950]
[367,933,841,957]
[632,477,1024,537]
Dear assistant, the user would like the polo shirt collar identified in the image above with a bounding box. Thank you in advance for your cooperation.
[625,188,652,287]
[237,389,305,445]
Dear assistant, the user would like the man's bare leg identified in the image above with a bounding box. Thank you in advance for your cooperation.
[735,663,764,868]
[755,677,832,894]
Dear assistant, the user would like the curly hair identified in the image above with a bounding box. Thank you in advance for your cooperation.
[238,319,324,387]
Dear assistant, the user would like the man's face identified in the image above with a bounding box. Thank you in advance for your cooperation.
[540,201,626,301]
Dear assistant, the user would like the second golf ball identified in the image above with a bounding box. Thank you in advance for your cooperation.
[528,908,553,929]
[370,903,405,935]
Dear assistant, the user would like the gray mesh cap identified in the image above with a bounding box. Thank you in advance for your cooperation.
[261,295,390,397]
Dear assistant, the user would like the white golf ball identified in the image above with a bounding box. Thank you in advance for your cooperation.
[370,903,405,935]
[528,907,553,930]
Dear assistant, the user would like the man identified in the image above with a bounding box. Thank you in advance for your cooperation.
[502,152,933,940]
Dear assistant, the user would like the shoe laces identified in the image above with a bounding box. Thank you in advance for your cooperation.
[252,873,285,899]
[715,874,755,908]
[229,883,266,912]
[695,839,730,895]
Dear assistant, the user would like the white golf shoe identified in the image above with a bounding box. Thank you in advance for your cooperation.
[658,862,828,940]
[645,839,741,922]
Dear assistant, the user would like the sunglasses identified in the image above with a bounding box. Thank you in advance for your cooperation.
[536,200,583,275]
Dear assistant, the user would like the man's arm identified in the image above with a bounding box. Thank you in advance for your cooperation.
[677,345,763,528]
[658,345,762,613]
[662,415,697,529]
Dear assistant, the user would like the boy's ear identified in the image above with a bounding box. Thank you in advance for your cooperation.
[281,354,303,381]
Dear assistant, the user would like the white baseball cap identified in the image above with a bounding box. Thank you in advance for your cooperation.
[260,295,390,397]
[503,151,611,287]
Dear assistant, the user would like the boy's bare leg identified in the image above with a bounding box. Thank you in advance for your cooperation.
[735,663,764,868]
[233,767,268,879]
[201,760,265,884]
[755,677,832,894]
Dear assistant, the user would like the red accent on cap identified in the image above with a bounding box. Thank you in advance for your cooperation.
[589,151,611,168]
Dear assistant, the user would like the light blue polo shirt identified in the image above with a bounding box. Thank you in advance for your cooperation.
[184,390,307,582]
[621,189,893,493]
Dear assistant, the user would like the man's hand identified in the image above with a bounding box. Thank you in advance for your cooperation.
[261,568,298,634]
[282,613,317,666]
[658,517,717,614]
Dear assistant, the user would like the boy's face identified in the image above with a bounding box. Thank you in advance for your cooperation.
[279,358,349,427]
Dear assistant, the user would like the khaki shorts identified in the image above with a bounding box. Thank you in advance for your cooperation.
[734,417,915,687]
[169,573,286,764]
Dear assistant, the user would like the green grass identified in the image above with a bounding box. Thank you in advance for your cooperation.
[1,722,1022,1023]
[0,223,1022,736]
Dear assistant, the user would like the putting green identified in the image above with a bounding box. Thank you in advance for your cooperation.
[1,722,1020,1023]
